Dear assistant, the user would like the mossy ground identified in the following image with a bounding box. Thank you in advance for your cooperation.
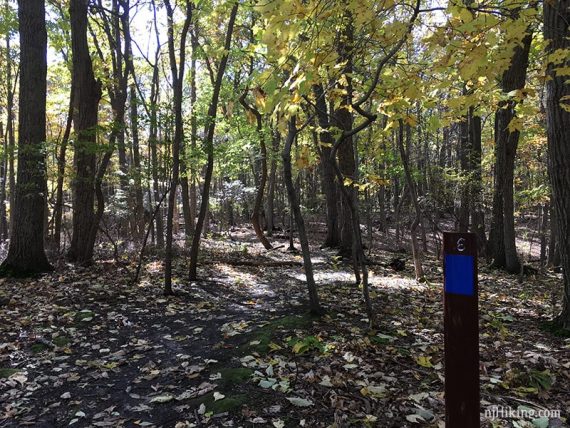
[0,368,20,378]
[242,313,316,354]
[540,320,570,338]
[194,392,249,414]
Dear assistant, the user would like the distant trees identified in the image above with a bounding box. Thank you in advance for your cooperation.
[0,0,568,329]
[0,0,51,275]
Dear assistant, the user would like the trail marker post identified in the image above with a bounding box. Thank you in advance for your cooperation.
[443,232,479,427]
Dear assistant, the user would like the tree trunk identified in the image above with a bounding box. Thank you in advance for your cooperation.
[189,2,239,280]
[282,117,322,314]
[5,0,15,234]
[239,91,272,249]
[188,34,198,234]
[0,0,52,275]
[544,0,570,329]
[67,0,102,264]
[335,19,356,257]
[164,0,191,295]
[490,30,532,273]
[264,131,278,236]
[0,121,8,240]
[458,112,470,232]
[398,120,424,281]
[313,83,340,248]
[53,85,74,250]
[469,111,487,255]
[548,202,560,267]
[539,203,548,267]
[129,84,145,239]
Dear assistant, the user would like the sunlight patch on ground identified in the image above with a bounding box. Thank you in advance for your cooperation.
[312,270,353,283]
[370,275,427,292]
[145,260,162,273]
[217,264,259,287]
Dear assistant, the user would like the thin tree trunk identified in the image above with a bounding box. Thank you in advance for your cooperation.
[282,117,322,314]
[5,3,16,232]
[458,113,470,232]
[398,120,424,281]
[129,84,145,239]
[0,121,8,240]
[264,131,278,236]
[189,2,239,280]
[164,0,191,295]
[188,34,198,234]
[239,91,272,249]
[53,85,74,250]
[540,203,548,267]
[469,111,487,255]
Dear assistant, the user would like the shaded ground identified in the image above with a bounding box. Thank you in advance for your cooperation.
[0,226,569,427]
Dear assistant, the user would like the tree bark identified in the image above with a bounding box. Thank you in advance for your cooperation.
[334,15,356,257]
[313,83,340,248]
[544,0,570,329]
[67,0,102,264]
[0,0,52,275]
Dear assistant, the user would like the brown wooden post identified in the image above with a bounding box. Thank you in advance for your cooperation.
[443,232,479,427]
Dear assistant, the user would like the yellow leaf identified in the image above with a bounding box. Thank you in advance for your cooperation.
[507,117,523,133]
[416,356,433,368]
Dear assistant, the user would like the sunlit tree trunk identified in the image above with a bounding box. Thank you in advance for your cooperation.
[189,2,239,280]
[283,117,322,314]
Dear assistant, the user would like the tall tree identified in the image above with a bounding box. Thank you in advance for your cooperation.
[164,0,191,295]
[67,0,102,264]
[489,24,532,273]
[5,0,15,233]
[189,1,239,280]
[282,117,322,314]
[239,89,272,249]
[0,0,51,275]
[544,0,570,329]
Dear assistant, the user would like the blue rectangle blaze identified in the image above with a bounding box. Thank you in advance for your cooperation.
[444,254,475,296]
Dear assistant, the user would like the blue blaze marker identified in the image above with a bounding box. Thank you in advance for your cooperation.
[444,254,475,296]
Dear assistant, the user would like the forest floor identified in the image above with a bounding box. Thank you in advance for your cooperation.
[0,225,569,428]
